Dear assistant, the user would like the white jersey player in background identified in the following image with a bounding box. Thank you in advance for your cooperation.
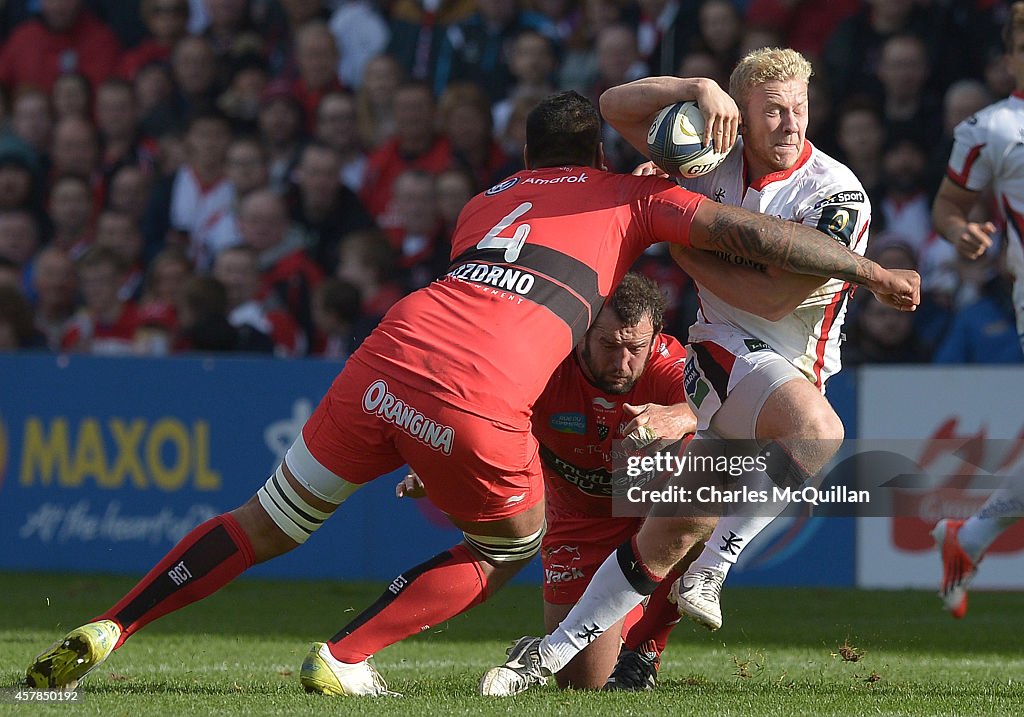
[479,46,898,697]
[931,1,1024,619]
[598,48,870,632]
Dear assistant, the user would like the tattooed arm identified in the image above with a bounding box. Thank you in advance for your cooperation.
[684,201,920,310]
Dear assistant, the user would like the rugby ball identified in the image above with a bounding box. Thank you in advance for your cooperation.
[646,101,729,178]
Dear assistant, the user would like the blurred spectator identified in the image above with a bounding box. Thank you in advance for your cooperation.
[61,246,140,355]
[217,52,269,130]
[120,0,191,81]
[0,150,44,216]
[336,227,404,321]
[834,97,887,208]
[0,208,42,285]
[30,246,76,349]
[95,78,154,183]
[286,141,375,272]
[48,174,94,259]
[136,246,191,336]
[168,110,233,272]
[842,292,930,365]
[491,29,556,138]
[169,35,220,119]
[878,135,932,251]
[50,72,91,121]
[213,243,302,356]
[927,79,993,196]
[0,284,43,350]
[289,21,345,127]
[50,116,101,203]
[9,88,54,164]
[94,209,146,301]
[355,53,403,149]
[744,0,859,59]
[238,188,323,339]
[315,91,366,193]
[435,166,476,238]
[692,0,743,73]
[558,0,624,94]
[494,91,542,177]
[135,61,177,137]
[384,169,445,289]
[108,164,153,226]
[174,274,243,352]
[0,0,122,93]
[201,0,263,75]
[438,82,507,191]
[360,81,451,220]
[634,0,700,78]
[874,33,942,147]
[386,0,475,90]
[737,22,782,59]
[310,276,365,359]
[589,24,646,106]
[257,82,306,191]
[592,24,647,171]
[328,0,390,90]
[433,0,555,102]
[805,71,838,158]
[675,49,730,95]
[933,248,1024,364]
[823,0,940,107]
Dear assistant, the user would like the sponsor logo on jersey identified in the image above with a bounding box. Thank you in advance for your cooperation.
[743,339,772,352]
[683,357,711,409]
[592,397,617,411]
[485,177,519,195]
[362,380,455,455]
[446,262,536,296]
[544,544,585,584]
[523,172,588,185]
[550,412,586,435]
[813,190,866,209]
[816,205,859,246]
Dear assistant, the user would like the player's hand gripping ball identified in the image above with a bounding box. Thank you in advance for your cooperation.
[647,101,730,178]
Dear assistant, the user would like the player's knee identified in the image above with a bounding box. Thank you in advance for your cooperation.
[803,406,844,443]
[463,523,545,568]
[255,466,340,546]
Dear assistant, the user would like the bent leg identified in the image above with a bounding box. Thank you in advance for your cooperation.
[327,500,546,663]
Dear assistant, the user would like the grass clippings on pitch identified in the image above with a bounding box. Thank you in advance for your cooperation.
[1,573,1022,716]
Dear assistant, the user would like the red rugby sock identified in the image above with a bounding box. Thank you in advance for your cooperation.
[327,544,488,663]
[96,514,255,648]
[622,569,682,654]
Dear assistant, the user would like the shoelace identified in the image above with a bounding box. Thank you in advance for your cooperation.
[694,569,723,601]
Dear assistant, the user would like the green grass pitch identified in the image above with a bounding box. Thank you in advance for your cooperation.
[1,572,1022,716]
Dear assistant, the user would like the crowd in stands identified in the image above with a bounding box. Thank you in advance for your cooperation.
[0,0,1020,364]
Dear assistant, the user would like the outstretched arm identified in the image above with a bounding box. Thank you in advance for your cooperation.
[600,76,740,155]
[670,246,823,321]
[682,200,919,310]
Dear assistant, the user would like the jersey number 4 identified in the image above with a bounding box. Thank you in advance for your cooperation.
[478,202,532,262]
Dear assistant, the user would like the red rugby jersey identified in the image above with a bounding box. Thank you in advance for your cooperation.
[354,166,704,427]
[534,335,689,518]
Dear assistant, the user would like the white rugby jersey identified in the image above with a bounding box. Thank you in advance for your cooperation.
[946,91,1024,346]
[679,139,871,388]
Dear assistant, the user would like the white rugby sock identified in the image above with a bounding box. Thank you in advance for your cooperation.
[957,481,1024,562]
[690,515,777,574]
[538,541,660,673]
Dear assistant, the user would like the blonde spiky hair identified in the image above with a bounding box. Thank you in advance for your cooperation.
[729,47,813,111]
